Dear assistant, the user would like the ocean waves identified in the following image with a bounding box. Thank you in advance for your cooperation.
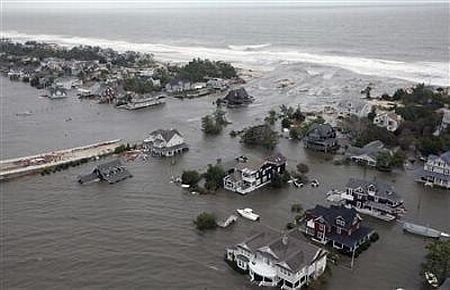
[3,31,449,86]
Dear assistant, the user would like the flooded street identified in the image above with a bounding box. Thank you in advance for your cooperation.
[1,68,449,290]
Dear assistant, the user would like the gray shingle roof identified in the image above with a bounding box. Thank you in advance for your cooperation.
[346,140,386,160]
[307,205,359,230]
[346,178,401,202]
[149,129,183,143]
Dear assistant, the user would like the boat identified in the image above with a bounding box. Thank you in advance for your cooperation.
[236,208,260,221]
[181,184,190,188]
[403,222,450,239]
[424,272,439,288]
[217,215,238,228]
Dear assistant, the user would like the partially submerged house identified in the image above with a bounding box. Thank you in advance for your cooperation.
[337,99,372,118]
[225,229,328,290]
[305,205,374,253]
[373,112,402,132]
[143,129,188,157]
[342,178,405,221]
[223,153,287,194]
[345,140,389,167]
[303,124,338,153]
[415,151,450,189]
[77,159,132,184]
[48,86,68,99]
[217,87,254,108]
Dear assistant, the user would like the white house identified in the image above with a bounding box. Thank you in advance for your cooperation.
[223,153,287,195]
[225,230,328,290]
[416,151,450,189]
[337,99,372,118]
[373,112,402,132]
[143,129,188,157]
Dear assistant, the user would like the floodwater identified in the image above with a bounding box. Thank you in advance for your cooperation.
[1,72,449,290]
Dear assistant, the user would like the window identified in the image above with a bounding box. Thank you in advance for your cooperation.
[336,227,341,234]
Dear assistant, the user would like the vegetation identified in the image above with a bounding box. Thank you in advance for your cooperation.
[264,109,278,125]
[375,150,406,171]
[289,116,325,140]
[241,124,279,150]
[421,240,450,285]
[203,164,226,192]
[194,212,217,231]
[123,77,157,94]
[176,58,237,82]
[181,170,201,187]
[271,171,291,188]
[201,108,230,135]
[114,143,134,154]
[291,203,303,214]
[296,163,309,174]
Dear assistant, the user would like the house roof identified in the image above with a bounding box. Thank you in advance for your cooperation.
[307,205,359,230]
[149,129,183,143]
[265,152,287,166]
[327,226,374,248]
[346,140,387,160]
[237,230,323,273]
[224,87,252,104]
[307,123,335,138]
[94,159,132,184]
[346,178,402,202]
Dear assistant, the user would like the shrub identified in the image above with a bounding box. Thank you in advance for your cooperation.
[194,212,217,230]
[181,170,201,187]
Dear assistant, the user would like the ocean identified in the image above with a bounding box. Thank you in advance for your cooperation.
[1,3,450,290]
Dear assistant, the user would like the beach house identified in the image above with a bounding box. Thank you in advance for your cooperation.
[303,123,338,153]
[415,151,450,189]
[223,153,287,194]
[305,205,374,253]
[225,229,328,290]
[143,129,189,157]
[373,112,402,132]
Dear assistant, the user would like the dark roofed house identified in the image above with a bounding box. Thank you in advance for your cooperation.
[48,86,68,99]
[225,229,328,290]
[341,178,405,221]
[217,87,254,108]
[305,205,374,253]
[303,123,338,153]
[223,153,287,194]
[77,159,132,184]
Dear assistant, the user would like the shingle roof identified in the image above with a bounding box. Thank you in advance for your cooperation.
[346,140,387,160]
[96,159,132,184]
[224,88,253,104]
[307,205,359,230]
[237,230,324,273]
[327,226,374,248]
[149,129,183,143]
[346,178,402,201]
[307,123,335,139]
[440,151,450,164]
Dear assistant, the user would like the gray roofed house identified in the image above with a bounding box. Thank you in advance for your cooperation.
[346,178,402,203]
[77,159,132,184]
[303,123,338,153]
[217,87,254,108]
[415,151,450,189]
[225,229,328,290]
[143,129,188,157]
[345,140,390,167]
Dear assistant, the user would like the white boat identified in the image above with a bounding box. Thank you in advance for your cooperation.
[403,222,450,239]
[425,272,439,288]
[16,110,33,116]
[353,206,396,221]
[310,179,319,187]
[181,184,190,188]
[237,208,260,221]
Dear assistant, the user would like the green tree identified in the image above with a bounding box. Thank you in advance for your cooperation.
[181,170,201,187]
[194,212,217,230]
[241,124,279,150]
[421,240,450,285]
[265,109,278,125]
[203,164,226,191]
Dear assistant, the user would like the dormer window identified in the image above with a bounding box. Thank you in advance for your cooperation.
[336,219,345,227]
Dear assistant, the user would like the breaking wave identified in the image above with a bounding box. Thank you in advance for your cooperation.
[3,31,449,86]
[228,43,272,51]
